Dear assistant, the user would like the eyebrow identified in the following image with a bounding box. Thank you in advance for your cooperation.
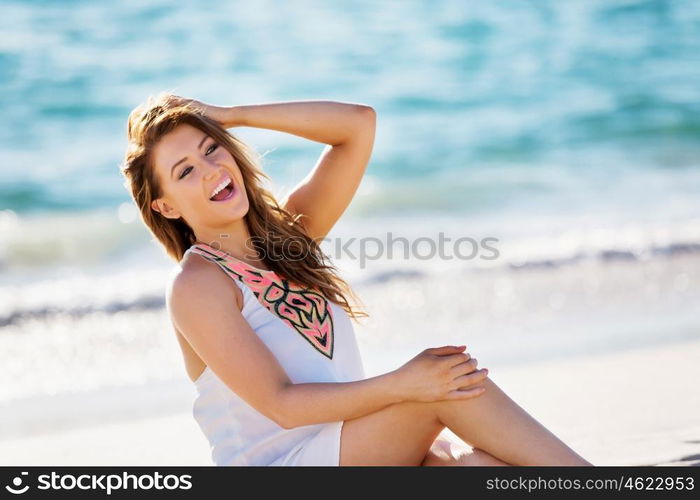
[170,133,210,179]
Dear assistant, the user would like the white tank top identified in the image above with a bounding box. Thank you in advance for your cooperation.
[181,242,366,465]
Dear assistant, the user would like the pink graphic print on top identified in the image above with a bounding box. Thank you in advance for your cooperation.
[187,243,335,359]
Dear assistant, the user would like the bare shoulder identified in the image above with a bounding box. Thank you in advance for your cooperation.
[167,257,245,351]
[166,252,245,383]
[168,252,243,313]
[163,250,294,426]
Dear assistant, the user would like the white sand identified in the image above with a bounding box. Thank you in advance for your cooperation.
[2,337,698,466]
[442,337,700,466]
[0,413,212,466]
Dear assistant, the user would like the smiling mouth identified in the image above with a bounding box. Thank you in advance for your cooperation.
[210,179,235,202]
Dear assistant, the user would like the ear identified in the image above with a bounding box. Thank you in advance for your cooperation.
[151,198,181,219]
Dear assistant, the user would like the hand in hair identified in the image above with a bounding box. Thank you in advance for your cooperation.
[159,92,240,129]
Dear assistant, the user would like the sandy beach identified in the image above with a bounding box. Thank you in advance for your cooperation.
[2,336,698,466]
[2,247,698,466]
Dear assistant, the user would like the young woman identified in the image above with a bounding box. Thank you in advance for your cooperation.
[120,92,592,466]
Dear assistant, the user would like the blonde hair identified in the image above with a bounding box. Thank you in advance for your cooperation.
[120,92,368,321]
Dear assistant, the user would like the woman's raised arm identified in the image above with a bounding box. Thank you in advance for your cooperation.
[166,96,376,242]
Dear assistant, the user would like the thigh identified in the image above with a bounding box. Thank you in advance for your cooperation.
[339,401,444,466]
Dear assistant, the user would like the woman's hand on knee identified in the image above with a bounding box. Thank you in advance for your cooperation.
[391,345,489,403]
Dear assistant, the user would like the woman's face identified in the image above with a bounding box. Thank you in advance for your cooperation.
[150,123,249,230]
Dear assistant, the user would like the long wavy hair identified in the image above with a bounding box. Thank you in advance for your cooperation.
[120,91,368,321]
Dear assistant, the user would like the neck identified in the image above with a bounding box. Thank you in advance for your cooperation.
[193,218,259,261]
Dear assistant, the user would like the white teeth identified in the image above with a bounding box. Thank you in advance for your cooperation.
[210,178,231,198]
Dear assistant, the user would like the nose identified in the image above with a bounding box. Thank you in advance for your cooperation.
[203,164,224,181]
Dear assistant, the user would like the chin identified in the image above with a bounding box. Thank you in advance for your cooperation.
[209,198,249,221]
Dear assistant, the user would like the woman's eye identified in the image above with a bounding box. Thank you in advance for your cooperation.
[179,166,193,179]
[178,144,217,179]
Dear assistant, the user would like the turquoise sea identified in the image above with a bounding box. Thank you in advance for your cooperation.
[2,0,699,253]
[0,1,699,411]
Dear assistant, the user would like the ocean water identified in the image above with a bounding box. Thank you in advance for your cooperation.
[1,0,699,307]
[1,1,699,411]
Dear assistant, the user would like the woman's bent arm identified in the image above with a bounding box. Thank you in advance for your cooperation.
[163,95,375,241]
[276,374,404,429]
[278,346,488,428]
[219,100,376,242]
[220,100,372,146]
[169,256,485,429]
[169,257,406,429]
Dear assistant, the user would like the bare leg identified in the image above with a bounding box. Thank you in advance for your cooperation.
[339,376,591,466]
[340,400,445,465]
[433,376,592,466]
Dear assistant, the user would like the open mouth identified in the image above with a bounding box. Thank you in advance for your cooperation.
[209,178,235,202]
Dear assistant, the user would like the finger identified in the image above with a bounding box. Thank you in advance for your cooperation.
[426,345,466,356]
[439,352,471,367]
[446,385,486,400]
[165,94,185,104]
[449,358,479,376]
[450,368,489,390]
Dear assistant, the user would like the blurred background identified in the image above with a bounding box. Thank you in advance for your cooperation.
[1,0,698,466]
